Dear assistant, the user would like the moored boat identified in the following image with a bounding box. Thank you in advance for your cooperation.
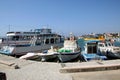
[78,39,107,61]
[19,52,40,60]
[98,41,120,59]
[57,36,81,62]
[83,35,105,41]
[0,28,64,56]
[37,46,58,62]
[19,46,58,61]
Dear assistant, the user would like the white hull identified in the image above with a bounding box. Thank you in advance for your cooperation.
[13,43,63,55]
[57,51,80,62]
[0,43,63,55]
[57,39,80,62]
[39,53,57,61]
[19,52,40,60]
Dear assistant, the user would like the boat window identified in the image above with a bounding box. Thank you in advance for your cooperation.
[45,39,49,44]
[7,32,15,34]
[10,44,30,47]
[108,43,112,46]
[105,43,108,47]
[12,36,20,40]
[55,38,58,43]
[98,44,104,47]
[87,43,97,53]
[50,38,54,44]
[35,40,41,45]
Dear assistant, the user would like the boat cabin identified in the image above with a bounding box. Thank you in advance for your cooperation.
[78,39,101,54]
[0,28,64,46]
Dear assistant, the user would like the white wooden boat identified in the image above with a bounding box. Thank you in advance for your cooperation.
[19,46,58,61]
[57,36,80,62]
[19,52,40,60]
[37,46,58,62]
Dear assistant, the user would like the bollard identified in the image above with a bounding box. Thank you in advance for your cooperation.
[0,72,7,80]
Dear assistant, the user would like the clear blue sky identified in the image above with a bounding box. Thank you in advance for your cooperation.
[0,0,120,36]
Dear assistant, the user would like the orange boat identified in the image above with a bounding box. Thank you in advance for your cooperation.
[84,36,105,41]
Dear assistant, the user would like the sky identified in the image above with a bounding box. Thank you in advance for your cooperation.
[0,0,120,36]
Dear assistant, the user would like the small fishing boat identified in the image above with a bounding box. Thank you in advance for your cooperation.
[57,36,80,62]
[19,52,40,60]
[19,46,58,61]
[38,46,58,62]
[98,41,120,59]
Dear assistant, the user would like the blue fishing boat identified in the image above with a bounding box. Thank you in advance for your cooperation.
[82,53,106,61]
[78,39,107,61]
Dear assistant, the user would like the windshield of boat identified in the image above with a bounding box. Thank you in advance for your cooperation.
[105,42,113,47]
[98,43,104,47]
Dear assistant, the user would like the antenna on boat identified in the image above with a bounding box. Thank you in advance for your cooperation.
[6,25,12,46]
[8,25,11,32]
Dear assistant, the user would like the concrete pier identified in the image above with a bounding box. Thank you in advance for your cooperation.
[60,60,120,73]
[0,54,120,80]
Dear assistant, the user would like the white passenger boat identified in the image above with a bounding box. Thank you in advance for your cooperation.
[0,28,64,56]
